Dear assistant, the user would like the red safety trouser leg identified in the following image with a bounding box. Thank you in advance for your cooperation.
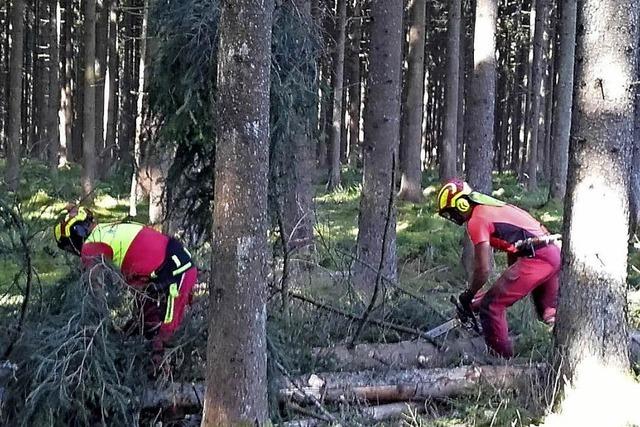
[475,245,560,358]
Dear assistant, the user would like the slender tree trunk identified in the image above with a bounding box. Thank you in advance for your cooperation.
[4,0,26,191]
[525,0,547,190]
[346,0,361,167]
[202,1,274,424]
[118,2,134,169]
[104,0,118,173]
[95,0,109,176]
[440,0,461,181]
[548,0,576,201]
[464,0,496,193]
[59,0,72,166]
[82,0,97,198]
[129,0,148,217]
[552,0,639,424]
[327,0,346,190]
[72,0,84,162]
[353,0,403,289]
[398,0,425,202]
[32,0,47,160]
[48,0,61,173]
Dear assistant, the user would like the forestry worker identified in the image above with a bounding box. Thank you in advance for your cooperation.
[436,178,561,358]
[53,205,197,367]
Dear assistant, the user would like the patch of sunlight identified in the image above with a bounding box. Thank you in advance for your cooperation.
[347,227,358,237]
[492,187,506,198]
[422,184,438,198]
[0,294,23,307]
[539,211,561,223]
[397,221,410,232]
[94,194,124,209]
[543,356,640,427]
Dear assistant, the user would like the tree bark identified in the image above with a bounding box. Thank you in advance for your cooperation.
[326,0,346,190]
[202,0,274,424]
[48,0,61,173]
[82,0,97,198]
[463,0,496,193]
[104,0,118,175]
[129,0,149,217]
[4,0,26,192]
[346,0,361,167]
[118,3,134,170]
[631,92,640,233]
[525,0,547,190]
[553,0,639,423]
[548,0,574,200]
[398,0,425,203]
[58,0,72,166]
[440,0,461,181]
[95,0,109,177]
[281,364,541,404]
[353,0,403,290]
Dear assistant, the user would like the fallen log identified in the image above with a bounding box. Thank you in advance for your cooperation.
[141,382,204,410]
[279,364,543,404]
[278,402,424,427]
[313,337,489,371]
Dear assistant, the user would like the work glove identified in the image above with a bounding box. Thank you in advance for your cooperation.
[458,289,476,315]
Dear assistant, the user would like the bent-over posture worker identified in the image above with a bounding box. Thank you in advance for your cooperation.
[54,205,197,363]
[436,179,560,358]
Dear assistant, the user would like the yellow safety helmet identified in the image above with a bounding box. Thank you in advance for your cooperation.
[437,178,473,215]
[53,205,95,255]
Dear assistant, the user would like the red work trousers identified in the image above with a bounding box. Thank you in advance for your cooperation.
[472,245,560,358]
[140,266,198,353]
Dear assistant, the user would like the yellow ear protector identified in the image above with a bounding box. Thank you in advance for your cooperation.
[456,197,470,213]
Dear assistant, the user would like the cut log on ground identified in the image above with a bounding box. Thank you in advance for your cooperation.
[279,364,543,404]
[278,402,424,427]
[312,337,490,371]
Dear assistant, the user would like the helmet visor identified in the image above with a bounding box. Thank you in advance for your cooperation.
[439,209,466,226]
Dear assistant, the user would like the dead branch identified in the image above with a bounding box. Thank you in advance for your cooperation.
[278,402,423,426]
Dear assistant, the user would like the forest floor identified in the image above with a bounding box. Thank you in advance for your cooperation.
[0,160,639,426]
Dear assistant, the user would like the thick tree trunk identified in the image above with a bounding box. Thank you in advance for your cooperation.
[4,0,26,192]
[553,0,639,424]
[346,0,361,167]
[632,97,640,233]
[202,0,274,424]
[525,0,547,191]
[398,0,425,202]
[353,0,403,290]
[548,0,574,200]
[48,0,61,173]
[327,0,346,190]
[440,0,461,181]
[463,0,496,193]
[82,0,97,198]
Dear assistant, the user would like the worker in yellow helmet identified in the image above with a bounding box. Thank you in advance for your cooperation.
[54,205,197,368]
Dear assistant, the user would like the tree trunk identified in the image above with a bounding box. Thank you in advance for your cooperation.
[104,0,118,174]
[129,0,149,217]
[281,364,541,404]
[463,0,496,193]
[553,0,639,423]
[548,0,576,201]
[202,0,274,424]
[353,0,403,290]
[118,3,134,170]
[398,0,425,202]
[525,0,547,190]
[82,0,97,198]
[440,0,461,181]
[32,1,48,160]
[48,0,61,173]
[95,0,109,177]
[58,0,72,166]
[326,0,346,190]
[346,0,361,167]
[72,0,84,162]
[4,0,26,192]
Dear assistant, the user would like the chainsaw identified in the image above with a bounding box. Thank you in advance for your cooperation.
[425,295,482,339]
[425,233,562,340]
